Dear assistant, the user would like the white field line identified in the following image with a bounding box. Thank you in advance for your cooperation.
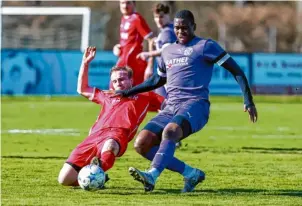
[1,128,80,136]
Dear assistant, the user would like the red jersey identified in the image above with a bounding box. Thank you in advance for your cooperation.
[118,12,152,65]
[88,88,163,141]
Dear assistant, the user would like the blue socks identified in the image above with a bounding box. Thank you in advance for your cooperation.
[145,145,185,174]
[148,139,178,180]
[182,164,195,178]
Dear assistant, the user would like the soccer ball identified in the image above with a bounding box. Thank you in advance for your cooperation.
[78,165,106,191]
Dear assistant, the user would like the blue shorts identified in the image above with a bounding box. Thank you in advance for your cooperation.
[144,99,210,138]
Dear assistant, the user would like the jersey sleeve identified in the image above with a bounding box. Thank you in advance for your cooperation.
[89,88,106,105]
[203,39,230,66]
[135,14,153,39]
[147,91,164,112]
[156,56,167,77]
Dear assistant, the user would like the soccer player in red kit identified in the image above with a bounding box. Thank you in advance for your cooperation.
[113,0,154,87]
[58,47,164,187]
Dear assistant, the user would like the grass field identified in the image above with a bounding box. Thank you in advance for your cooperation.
[1,96,302,205]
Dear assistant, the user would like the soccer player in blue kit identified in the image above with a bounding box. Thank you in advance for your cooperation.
[136,2,176,98]
[113,10,258,192]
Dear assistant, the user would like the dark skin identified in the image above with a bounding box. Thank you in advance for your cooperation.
[173,17,196,45]
[114,17,258,158]
[174,17,258,123]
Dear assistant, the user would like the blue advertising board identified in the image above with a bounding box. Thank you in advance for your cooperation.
[252,53,302,85]
[1,50,117,95]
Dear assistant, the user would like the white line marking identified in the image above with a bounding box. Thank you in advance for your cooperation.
[1,129,80,136]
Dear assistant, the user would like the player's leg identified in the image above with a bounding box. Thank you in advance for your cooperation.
[93,129,129,172]
[135,126,185,173]
[58,163,80,186]
[175,99,210,192]
[149,99,210,192]
[58,136,96,186]
[95,138,120,172]
[129,108,185,191]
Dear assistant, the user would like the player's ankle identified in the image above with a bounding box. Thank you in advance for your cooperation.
[148,168,160,181]
[182,164,195,178]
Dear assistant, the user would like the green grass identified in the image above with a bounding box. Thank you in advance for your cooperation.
[1,96,302,205]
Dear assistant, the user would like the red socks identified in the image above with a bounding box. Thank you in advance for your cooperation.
[100,151,116,172]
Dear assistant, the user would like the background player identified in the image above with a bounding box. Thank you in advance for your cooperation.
[58,46,164,187]
[136,2,176,98]
[136,2,182,148]
[112,10,258,192]
[113,0,154,87]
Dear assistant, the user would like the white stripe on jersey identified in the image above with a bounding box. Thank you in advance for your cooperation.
[89,87,97,101]
[217,53,230,66]
[157,67,167,77]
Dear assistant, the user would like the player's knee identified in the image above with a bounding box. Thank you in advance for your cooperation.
[57,171,70,186]
[57,174,66,185]
[162,123,182,142]
[101,139,119,156]
[134,130,160,155]
[58,163,79,186]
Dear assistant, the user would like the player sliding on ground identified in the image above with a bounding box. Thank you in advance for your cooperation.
[58,46,164,187]
[111,10,258,193]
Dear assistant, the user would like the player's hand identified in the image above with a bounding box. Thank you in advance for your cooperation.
[136,52,150,61]
[113,44,121,56]
[83,46,96,64]
[144,66,154,80]
[244,104,258,123]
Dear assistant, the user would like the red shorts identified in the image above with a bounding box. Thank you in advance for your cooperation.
[66,128,129,170]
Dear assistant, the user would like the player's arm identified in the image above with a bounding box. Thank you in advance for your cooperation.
[113,55,167,97]
[137,31,176,60]
[204,40,257,123]
[116,72,166,97]
[144,37,155,80]
[77,46,96,99]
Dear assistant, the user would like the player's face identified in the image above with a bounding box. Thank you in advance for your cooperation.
[174,18,195,44]
[111,71,133,91]
[120,0,135,15]
[153,12,170,29]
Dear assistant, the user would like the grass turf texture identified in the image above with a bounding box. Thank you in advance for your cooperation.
[1,96,302,205]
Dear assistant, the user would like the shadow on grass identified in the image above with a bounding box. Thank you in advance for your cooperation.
[192,188,302,197]
[80,186,302,197]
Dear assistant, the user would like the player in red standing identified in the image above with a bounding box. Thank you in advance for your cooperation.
[58,47,164,187]
[113,0,154,87]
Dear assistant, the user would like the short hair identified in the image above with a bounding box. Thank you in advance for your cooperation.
[110,66,133,79]
[175,10,195,24]
[153,2,170,14]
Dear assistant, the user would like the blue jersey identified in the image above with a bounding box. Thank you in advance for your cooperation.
[155,23,176,65]
[157,36,229,103]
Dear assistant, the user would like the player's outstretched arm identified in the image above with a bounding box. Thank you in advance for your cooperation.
[221,57,258,123]
[77,46,96,99]
[144,36,156,80]
[112,73,166,98]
